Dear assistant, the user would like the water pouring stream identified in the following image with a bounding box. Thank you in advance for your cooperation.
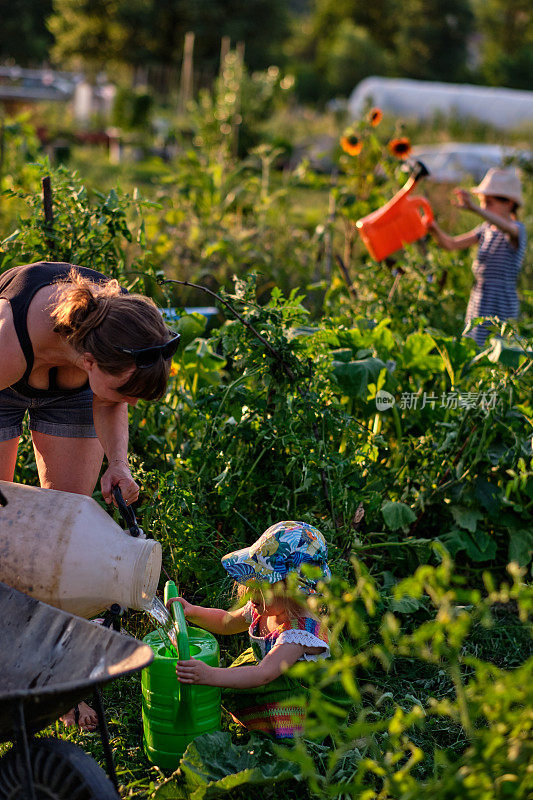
[143,596,179,656]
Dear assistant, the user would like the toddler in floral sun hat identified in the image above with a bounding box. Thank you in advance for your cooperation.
[221,520,331,594]
[166,521,333,739]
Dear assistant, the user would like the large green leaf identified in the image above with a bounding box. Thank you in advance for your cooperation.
[330,348,353,363]
[336,318,396,354]
[154,732,302,799]
[401,333,442,372]
[381,501,416,531]
[391,595,422,614]
[180,339,227,388]
[439,529,497,562]
[474,478,503,515]
[486,443,508,465]
[154,781,189,799]
[332,357,387,398]
[183,340,226,371]
[174,313,208,348]
[486,338,533,368]
[508,529,533,567]
[450,505,484,533]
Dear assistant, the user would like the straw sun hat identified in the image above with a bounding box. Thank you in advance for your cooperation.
[472,168,523,206]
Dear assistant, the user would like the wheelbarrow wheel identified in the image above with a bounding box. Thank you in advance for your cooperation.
[0,736,119,800]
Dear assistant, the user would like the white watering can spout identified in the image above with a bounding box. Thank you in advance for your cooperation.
[0,481,161,618]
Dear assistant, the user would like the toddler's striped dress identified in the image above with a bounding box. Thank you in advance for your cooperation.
[465,221,526,346]
[223,601,329,739]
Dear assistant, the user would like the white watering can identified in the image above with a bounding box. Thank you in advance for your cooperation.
[0,481,161,618]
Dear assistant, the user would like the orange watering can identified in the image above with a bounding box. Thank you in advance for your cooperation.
[356,162,433,261]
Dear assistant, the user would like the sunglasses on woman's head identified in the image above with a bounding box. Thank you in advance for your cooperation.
[118,332,181,368]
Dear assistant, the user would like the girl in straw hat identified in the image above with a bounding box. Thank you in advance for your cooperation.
[428,168,526,346]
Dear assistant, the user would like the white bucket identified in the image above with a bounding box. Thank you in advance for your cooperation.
[0,481,161,618]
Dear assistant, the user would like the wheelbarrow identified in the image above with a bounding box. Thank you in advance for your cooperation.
[0,580,154,800]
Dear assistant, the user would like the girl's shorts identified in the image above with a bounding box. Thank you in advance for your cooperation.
[0,386,97,441]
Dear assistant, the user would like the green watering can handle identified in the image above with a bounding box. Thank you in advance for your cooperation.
[164,580,192,708]
[164,581,191,659]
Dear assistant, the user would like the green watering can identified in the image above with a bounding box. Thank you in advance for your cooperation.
[141,581,221,769]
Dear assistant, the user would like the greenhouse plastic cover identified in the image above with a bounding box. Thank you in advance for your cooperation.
[348,77,533,130]
[411,142,531,182]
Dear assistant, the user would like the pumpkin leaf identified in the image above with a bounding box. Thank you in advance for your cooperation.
[450,505,484,533]
[332,357,387,399]
[156,732,302,800]
[439,529,497,562]
[508,529,533,567]
[381,501,416,531]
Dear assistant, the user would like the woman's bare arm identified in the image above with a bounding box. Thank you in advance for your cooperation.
[92,397,139,504]
[0,302,27,390]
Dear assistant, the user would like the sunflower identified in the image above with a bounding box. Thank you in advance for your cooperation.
[368,107,383,127]
[388,137,412,159]
[340,133,363,156]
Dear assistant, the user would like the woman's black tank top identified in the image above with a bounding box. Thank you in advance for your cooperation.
[0,262,112,398]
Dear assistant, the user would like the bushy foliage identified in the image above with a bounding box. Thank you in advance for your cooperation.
[0,120,531,798]
[153,557,532,800]
[0,159,160,293]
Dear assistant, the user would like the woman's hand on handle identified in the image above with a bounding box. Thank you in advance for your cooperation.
[101,461,139,505]
[92,398,138,504]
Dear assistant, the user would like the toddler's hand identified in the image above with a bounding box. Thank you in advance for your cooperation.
[166,596,194,618]
[176,658,213,684]
[453,188,476,211]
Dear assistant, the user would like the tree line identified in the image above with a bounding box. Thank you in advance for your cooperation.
[1,0,531,99]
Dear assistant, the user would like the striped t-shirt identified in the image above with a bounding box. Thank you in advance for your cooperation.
[465,221,526,346]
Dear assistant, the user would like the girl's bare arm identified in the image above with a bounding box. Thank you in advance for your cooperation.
[427,220,480,251]
[454,188,520,241]
[175,642,306,687]
[166,597,250,635]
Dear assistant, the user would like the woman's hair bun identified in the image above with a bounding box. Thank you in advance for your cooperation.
[51,265,171,402]
[52,268,120,342]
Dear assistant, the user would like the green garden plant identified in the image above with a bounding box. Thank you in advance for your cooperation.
[0,119,531,799]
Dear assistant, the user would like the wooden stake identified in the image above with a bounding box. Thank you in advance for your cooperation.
[42,175,55,255]
[220,36,230,72]
[231,42,245,158]
[179,32,195,114]
[335,253,357,301]
[325,173,337,279]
